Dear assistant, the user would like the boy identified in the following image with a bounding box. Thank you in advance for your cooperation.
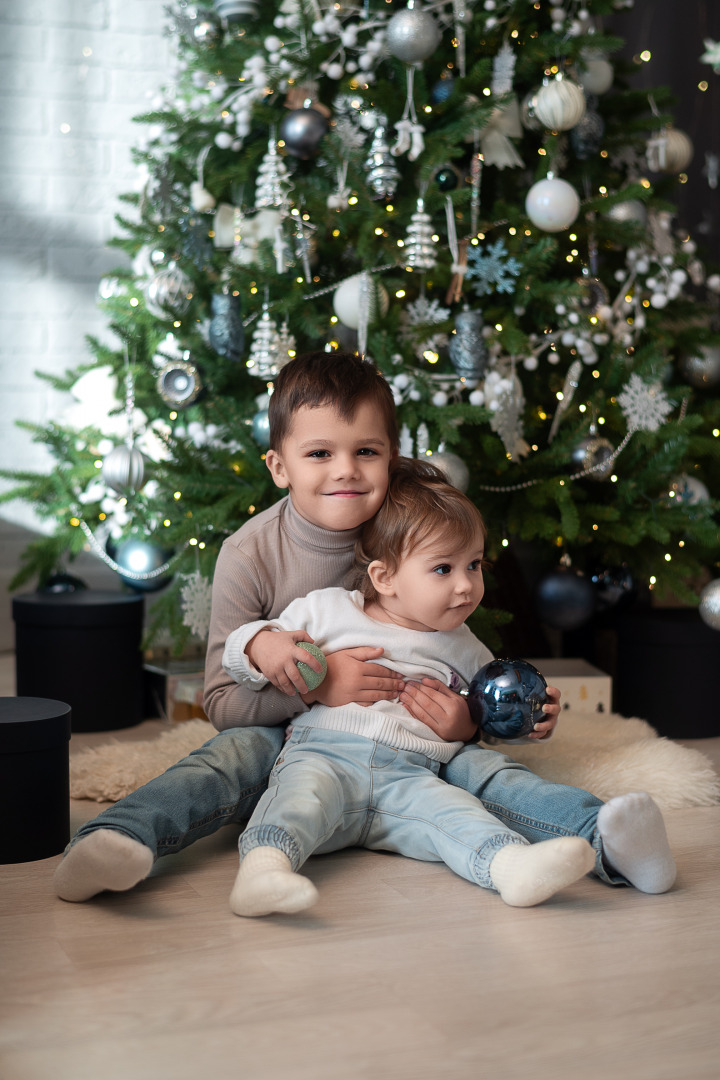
[54,352,672,903]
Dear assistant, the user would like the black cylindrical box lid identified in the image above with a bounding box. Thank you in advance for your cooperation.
[0,697,72,753]
[13,590,144,628]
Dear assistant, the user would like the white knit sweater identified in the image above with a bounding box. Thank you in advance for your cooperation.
[222,588,493,763]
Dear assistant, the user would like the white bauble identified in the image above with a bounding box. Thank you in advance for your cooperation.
[533,76,586,131]
[427,451,469,492]
[606,199,647,226]
[386,5,442,63]
[577,54,614,95]
[699,579,720,631]
[332,274,389,330]
[526,176,580,232]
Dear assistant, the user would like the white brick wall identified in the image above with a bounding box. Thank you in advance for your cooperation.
[0,0,170,531]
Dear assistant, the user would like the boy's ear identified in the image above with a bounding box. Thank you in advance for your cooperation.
[265,449,288,490]
[367,560,396,597]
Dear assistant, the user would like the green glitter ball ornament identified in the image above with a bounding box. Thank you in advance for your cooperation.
[296,641,328,691]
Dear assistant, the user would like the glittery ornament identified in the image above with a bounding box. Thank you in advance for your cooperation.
[180,570,214,640]
[668,474,710,506]
[386,3,442,64]
[365,126,401,199]
[208,292,245,362]
[569,109,605,159]
[101,444,147,494]
[605,199,648,226]
[448,309,489,379]
[332,274,389,330]
[699,579,720,631]
[402,196,436,271]
[156,357,203,407]
[279,107,329,160]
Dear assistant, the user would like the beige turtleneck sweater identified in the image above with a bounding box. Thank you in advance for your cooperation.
[203,495,361,731]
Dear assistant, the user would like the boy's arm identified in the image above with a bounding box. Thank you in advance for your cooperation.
[203,544,311,731]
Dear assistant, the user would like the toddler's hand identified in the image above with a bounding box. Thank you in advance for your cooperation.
[400,679,478,743]
[245,629,325,696]
[303,646,404,707]
[528,684,561,740]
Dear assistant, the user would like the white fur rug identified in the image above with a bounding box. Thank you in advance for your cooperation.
[70,713,720,811]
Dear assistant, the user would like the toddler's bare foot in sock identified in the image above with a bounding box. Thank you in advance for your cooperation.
[53,830,154,902]
[230,847,318,917]
[489,836,596,907]
[597,792,676,893]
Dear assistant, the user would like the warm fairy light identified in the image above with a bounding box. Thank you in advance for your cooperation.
[163,519,171,527]
[640,178,651,188]
[374,227,383,235]
[386,204,394,212]
[395,289,406,298]
[70,517,80,527]
[556,391,564,401]
[94,459,102,469]
[650,575,657,585]
[713,429,720,437]
[699,81,709,92]
[173,491,182,500]
[599,186,607,195]
[538,148,547,156]
[502,538,509,547]
[189,538,198,546]
[129,297,139,307]
[332,229,340,237]
[679,540,685,547]
[593,524,598,531]
[509,227,516,235]
[597,415,605,423]
[424,105,432,113]
[397,239,405,247]
[199,542,206,549]
[495,323,503,331]
[98,512,106,521]
[348,195,358,205]
[664,553,672,562]
[483,87,491,96]
[611,474,618,483]
[640,50,652,62]
[579,404,587,412]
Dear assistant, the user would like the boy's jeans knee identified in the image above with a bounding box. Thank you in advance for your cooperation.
[68,725,286,859]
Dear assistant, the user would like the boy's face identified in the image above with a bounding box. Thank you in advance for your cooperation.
[265,400,393,531]
[370,531,486,633]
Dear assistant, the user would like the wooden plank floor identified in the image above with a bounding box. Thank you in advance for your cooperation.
[1,653,719,1080]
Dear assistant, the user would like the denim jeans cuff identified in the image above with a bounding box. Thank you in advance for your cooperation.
[473,834,529,890]
[239,823,302,869]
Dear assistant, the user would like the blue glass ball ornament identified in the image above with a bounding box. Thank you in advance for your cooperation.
[106,537,173,593]
[431,75,454,104]
[467,659,548,740]
[40,572,88,594]
[251,409,270,447]
[535,566,596,630]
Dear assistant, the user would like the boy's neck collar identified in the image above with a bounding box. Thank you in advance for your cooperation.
[285,495,362,551]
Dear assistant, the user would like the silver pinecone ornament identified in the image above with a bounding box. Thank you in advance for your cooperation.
[365,126,401,199]
[402,196,436,271]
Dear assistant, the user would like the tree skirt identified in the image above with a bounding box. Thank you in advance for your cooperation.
[70,713,720,811]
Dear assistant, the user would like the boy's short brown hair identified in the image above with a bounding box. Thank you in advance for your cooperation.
[353,457,487,601]
[268,350,399,451]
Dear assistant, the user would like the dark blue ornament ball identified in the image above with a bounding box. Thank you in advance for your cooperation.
[467,658,548,740]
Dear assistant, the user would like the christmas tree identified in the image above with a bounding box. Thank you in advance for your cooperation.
[2,0,719,655]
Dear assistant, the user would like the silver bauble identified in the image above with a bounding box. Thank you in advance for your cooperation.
[386,4,442,63]
[101,445,147,494]
[520,89,543,131]
[213,0,259,20]
[448,310,489,379]
[156,358,203,407]
[571,435,615,480]
[145,264,194,320]
[679,346,720,389]
[576,275,610,314]
[699,579,720,631]
[569,109,605,160]
[428,451,469,493]
[279,107,329,160]
[251,409,270,448]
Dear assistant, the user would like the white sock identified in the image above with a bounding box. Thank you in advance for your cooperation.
[489,837,596,908]
[230,846,318,917]
[597,792,676,894]
[53,829,154,902]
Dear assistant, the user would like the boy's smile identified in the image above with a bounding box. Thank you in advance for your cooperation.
[265,401,393,531]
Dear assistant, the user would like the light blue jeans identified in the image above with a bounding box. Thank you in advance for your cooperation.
[68,724,622,885]
[240,727,530,889]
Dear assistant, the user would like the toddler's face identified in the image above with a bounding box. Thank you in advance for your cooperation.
[265,401,392,532]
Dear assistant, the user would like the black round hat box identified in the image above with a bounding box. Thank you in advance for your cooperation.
[13,590,145,732]
[0,697,71,863]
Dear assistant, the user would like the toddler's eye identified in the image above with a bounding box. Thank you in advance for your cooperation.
[433,564,452,575]
[468,559,483,572]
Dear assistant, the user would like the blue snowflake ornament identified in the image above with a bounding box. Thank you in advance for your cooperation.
[466,240,521,297]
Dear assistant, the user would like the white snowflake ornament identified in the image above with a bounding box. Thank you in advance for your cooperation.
[180,571,214,640]
[617,375,674,432]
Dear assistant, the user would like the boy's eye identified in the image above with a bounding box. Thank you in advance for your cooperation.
[356,447,379,456]
[307,449,330,459]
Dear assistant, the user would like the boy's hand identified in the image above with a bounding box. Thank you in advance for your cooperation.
[302,647,404,707]
[528,684,561,740]
[400,679,478,743]
[245,629,325,697]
